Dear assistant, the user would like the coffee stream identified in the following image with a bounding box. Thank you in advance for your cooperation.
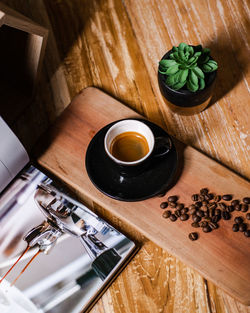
[0,245,41,287]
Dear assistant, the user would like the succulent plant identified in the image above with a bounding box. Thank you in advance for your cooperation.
[159,43,218,92]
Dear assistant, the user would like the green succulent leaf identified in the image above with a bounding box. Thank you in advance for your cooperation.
[202,63,213,72]
[198,55,210,64]
[179,69,189,83]
[159,43,218,91]
[188,46,194,56]
[199,78,205,90]
[207,60,218,71]
[166,64,179,75]
[178,50,186,61]
[189,70,198,85]
[187,78,199,92]
[178,42,188,51]
[172,81,186,90]
[159,59,177,68]
[194,51,202,58]
[192,66,204,79]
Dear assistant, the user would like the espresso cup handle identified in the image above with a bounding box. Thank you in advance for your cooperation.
[153,136,172,157]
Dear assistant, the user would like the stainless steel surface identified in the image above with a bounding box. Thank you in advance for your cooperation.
[0,165,136,312]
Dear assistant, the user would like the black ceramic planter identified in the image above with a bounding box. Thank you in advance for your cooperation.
[158,49,217,115]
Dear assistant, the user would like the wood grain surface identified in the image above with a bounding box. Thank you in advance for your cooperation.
[1,0,249,312]
[37,87,250,305]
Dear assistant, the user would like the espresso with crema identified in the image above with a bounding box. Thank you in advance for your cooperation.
[110,131,149,162]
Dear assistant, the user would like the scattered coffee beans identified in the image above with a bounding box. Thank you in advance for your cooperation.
[244,230,250,237]
[243,197,250,204]
[160,189,249,240]
[239,223,247,232]
[176,203,184,210]
[231,199,239,206]
[169,202,177,208]
[180,213,189,221]
[169,214,177,222]
[189,232,198,241]
[160,201,168,209]
[214,195,221,202]
[222,194,232,201]
[168,196,178,203]
[234,216,243,224]
[241,204,248,212]
[162,210,171,218]
[232,224,239,232]
[191,194,199,201]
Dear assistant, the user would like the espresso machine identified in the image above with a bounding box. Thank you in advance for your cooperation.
[0,117,136,312]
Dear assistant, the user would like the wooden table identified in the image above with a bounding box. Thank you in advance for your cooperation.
[2,0,249,312]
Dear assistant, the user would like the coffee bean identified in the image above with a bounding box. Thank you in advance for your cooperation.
[191,222,200,228]
[202,226,212,233]
[234,216,243,224]
[191,194,199,201]
[160,201,168,209]
[232,224,239,232]
[204,209,209,218]
[189,232,198,241]
[222,194,232,201]
[214,195,221,202]
[219,202,227,210]
[208,193,214,200]
[202,200,208,206]
[209,222,219,230]
[231,199,240,206]
[209,207,215,217]
[162,210,171,218]
[196,210,205,218]
[175,209,181,217]
[169,202,177,208]
[244,230,250,237]
[226,205,235,213]
[194,201,202,208]
[211,215,220,223]
[246,213,250,220]
[200,221,208,227]
[241,204,248,212]
[169,214,177,221]
[204,195,211,201]
[189,207,197,215]
[222,211,231,220]
[168,195,178,203]
[214,209,221,216]
[181,207,189,214]
[199,195,205,201]
[204,217,212,222]
[208,202,217,209]
[192,215,201,223]
[239,223,247,232]
[176,203,184,210]
[243,197,250,204]
[200,188,209,195]
[235,204,241,211]
[180,213,189,221]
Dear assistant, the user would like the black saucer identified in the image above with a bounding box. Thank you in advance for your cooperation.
[85,119,178,201]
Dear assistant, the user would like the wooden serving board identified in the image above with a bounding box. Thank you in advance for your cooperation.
[37,87,250,305]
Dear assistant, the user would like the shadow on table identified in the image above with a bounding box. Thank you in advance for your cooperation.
[205,17,250,107]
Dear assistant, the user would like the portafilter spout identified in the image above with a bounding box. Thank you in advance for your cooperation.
[28,184,121,280]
